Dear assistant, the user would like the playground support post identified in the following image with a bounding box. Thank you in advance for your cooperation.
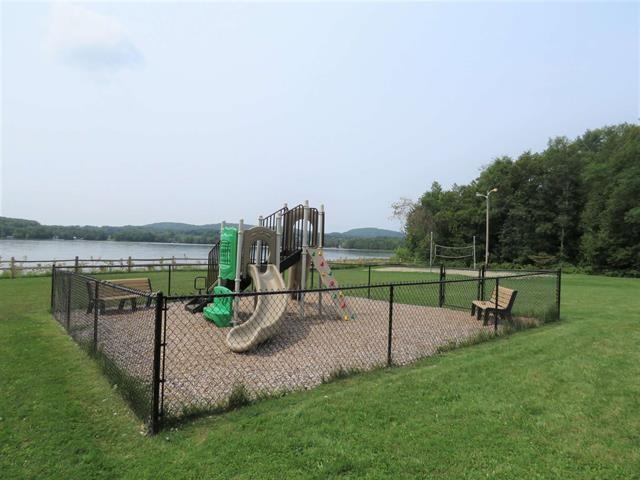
[256,215,263,266]
[318,204,324,313]
[300,201,310,314]
[275,214,282,270]
[367,265,372,299]
[218,221,226,287]
[233,220,244,326]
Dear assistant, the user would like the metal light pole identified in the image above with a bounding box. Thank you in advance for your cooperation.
[476,188,498,266]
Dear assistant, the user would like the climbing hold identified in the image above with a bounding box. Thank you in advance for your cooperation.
[343,315,349,321]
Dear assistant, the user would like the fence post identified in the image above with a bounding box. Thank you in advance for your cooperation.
[438,264,446,308]
[127,256,132,273]
[50,266,56,312]
[93,281,99,354]
[168,264,172,296]
[556,268,562,320]
[367,265,372,299]
[151,292,165,435]
[494,277,499,332]
[10,257,16,279]
[74,256,79,273]
[65,274,72,330]
[480,265,486,300]
[387,285,394,366]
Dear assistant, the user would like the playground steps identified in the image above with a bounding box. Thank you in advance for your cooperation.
[184,297,209,314]
[306,247,356,321]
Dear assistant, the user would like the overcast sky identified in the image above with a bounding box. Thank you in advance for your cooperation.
[1,1,637,232]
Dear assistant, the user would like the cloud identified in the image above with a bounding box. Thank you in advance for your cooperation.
[45,2,143,72]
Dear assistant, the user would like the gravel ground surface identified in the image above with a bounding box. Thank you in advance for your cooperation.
[70,293,494,418]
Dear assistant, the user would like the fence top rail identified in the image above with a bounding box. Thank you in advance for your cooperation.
[51,263,208,271]
[55,269,157,297]
[2,257,208,264]
[162,269,558,301]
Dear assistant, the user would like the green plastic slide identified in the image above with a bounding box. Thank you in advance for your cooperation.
[203,285,234,327]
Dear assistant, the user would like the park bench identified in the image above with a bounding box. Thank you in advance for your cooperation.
[471,286,517,325]
[86,278,154,314]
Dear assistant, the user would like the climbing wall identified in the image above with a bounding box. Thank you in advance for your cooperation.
[307,247,356,321]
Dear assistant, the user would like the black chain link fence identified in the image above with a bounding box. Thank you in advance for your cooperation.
[51,266,560,433]
[51,268,159,427]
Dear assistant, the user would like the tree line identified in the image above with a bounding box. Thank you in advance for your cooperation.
[396,123,640,274]
[0,218,400,250]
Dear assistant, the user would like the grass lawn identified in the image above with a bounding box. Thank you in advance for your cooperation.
[1,272,639,478]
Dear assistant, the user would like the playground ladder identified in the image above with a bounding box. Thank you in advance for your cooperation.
[306,247,356,321]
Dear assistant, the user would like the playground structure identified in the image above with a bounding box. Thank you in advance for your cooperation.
[193,201,355,352]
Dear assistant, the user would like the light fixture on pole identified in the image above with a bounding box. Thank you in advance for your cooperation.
[476,188,498,266]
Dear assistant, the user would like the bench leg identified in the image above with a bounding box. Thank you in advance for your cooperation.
[483,309,492,326]
[87,301,93,314]
[118,300,126,311]
[131,298,137,312]
[471,304,476,316]
[476,307,483,321]
[99,300,106,315]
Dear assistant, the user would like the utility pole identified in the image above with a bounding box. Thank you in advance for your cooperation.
[476,188,498,266]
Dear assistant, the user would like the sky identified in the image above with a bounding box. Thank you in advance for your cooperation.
[1,1,638,232]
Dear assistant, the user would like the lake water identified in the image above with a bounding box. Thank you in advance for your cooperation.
[0,239,392,264]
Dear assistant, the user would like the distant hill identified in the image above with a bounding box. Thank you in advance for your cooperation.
[142,222,217,232]
[327,228,404,239]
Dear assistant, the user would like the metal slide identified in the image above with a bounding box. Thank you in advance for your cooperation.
[226,264,287,352]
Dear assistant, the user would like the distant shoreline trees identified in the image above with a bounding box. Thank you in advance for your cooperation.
[0,218,403,251]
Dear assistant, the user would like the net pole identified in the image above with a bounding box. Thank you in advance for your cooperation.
[473,236,476,270]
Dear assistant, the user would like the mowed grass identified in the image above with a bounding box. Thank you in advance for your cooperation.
[1,273,639,478]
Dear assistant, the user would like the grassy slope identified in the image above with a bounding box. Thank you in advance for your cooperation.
[1,274,639,479]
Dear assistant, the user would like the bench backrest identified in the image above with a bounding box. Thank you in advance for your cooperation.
[488,286,517,310]
[87,278,153,299]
